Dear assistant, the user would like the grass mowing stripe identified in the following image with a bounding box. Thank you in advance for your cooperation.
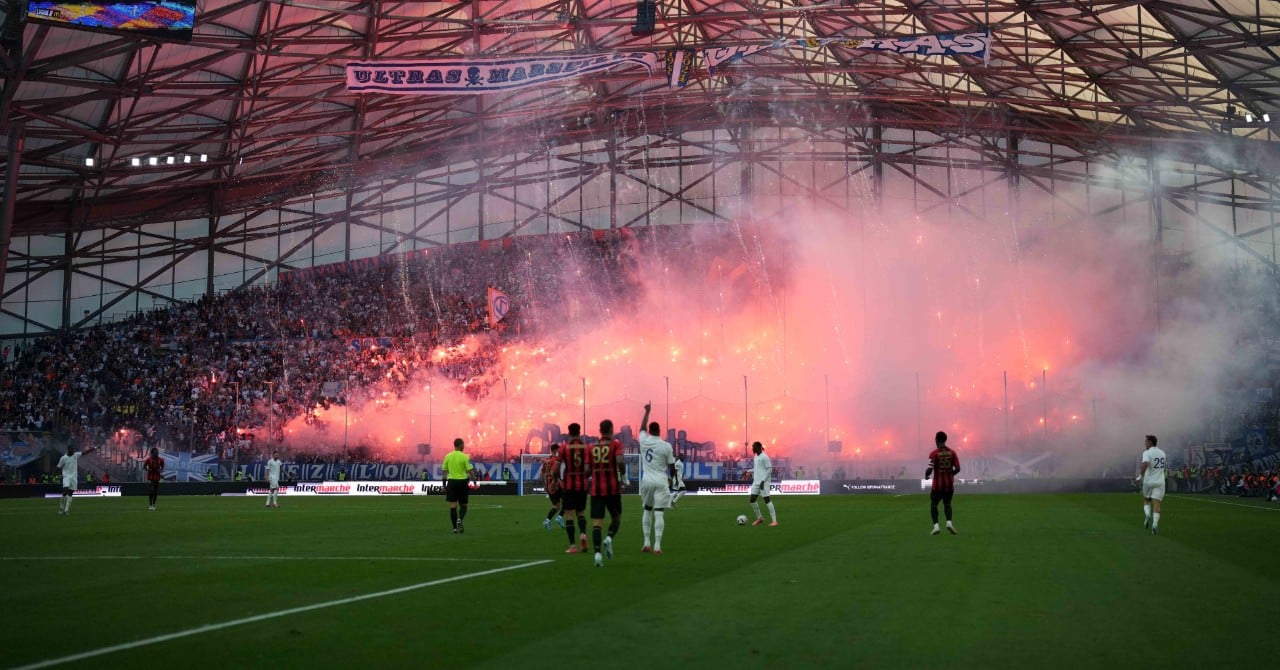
[1168,494,1280,511]
[0,555,541,562]
[6,559,552,670]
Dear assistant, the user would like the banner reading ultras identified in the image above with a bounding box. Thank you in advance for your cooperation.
[346,52,662,95]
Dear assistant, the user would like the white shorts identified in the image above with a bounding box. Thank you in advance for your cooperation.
[1142,482,1165,501]
[62,477,76,491]
[749,481,771,497]
[640,480,672,509]
[268,479,279,490]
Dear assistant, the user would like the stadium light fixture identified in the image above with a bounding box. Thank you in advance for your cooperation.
[84,157,94,167]
[131,157,141,167]
[199,154,208,162]
[166,156,174,165]
[183,155,191,164]
[148,156,158,166]
[1265,113,1272,123]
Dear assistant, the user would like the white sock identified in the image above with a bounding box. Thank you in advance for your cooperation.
[1152,512,1160,529]
[750,502,762,519]
[65,496,72,513]
[1143,503,1151,520]
[766,501,777,522]
[654,511,665,551]
[641,509,653,546]
[58,497,65,513]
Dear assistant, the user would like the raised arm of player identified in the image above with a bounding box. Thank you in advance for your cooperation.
[640,402,651,435]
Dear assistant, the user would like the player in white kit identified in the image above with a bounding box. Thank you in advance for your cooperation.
[747,441,777,526]
[670,453,686,507]
[637,402,676,554]
[1137,435,1167,534]
[56,444,92,516]
[265,451,283,508]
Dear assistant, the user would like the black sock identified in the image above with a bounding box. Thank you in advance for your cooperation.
[608,518,621,537]
[593,526,602,552]
[459,505,467,521]
[546,508,558,521]
[450,508,458,528]
[565,519,577,545]
[577,518,588,538]
[930,504,939,524]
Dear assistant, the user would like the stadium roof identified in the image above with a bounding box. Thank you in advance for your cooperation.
[1,0,1279,236]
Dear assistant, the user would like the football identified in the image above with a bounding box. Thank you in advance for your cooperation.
[736,514,748,525]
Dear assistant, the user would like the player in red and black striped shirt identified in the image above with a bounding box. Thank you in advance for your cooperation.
[143,447,164,511]
[560,424,590,553]
[541,443,566,532]
[925,431,960,536]
[589,419,625,566]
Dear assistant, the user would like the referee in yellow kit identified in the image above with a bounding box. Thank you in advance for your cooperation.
[442,437,475,533]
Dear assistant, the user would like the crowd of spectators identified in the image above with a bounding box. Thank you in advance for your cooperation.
[0,228,661,480]
[4,228,1280,486]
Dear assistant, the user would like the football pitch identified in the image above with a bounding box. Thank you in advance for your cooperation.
[3,492,1277,669]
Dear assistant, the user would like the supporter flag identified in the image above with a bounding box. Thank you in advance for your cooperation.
[665,49,695,88]
[487,287,511,328]
[158,450,219,482]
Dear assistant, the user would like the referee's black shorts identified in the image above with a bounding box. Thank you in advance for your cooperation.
[590,494,622,519]
[445,479,470,504]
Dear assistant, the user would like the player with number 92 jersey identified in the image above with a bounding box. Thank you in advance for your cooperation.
[589,436,623,497]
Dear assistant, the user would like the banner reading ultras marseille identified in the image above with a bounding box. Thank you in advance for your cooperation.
[703,30,992,74]
[347,52,662,95]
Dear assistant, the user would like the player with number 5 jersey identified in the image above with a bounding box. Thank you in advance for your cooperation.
[560,424,591,553]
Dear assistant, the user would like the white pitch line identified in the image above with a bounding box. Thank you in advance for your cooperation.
[7,558,552,670]
[1168,495,1280,511]
[0,554,539,563]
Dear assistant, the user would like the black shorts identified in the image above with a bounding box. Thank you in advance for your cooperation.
[590,494,623,519]
[562,489,587,512]
[547,489,563,506]
[930,489,955,505]
[445,479,470,504]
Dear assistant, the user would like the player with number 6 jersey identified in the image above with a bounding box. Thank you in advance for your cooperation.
[638,402,677,554]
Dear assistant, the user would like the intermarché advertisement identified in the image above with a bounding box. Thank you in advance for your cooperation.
[690,480,821,495]
[232,481,512,497]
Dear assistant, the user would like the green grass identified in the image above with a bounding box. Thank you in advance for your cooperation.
[3,492,1278,669]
